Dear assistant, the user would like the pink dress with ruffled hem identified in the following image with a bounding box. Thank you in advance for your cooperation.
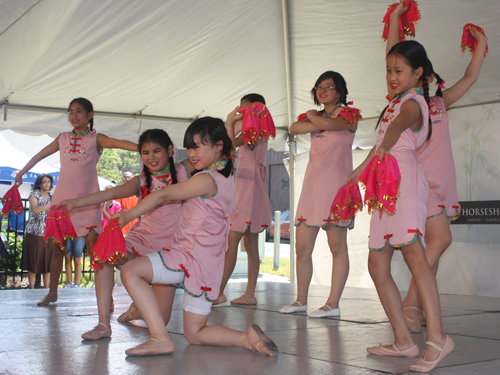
[125,163,188,257]
[295,122,355,229]
[154,168,234,301]
[230,138,271,234]
[416,96,459,219]
[51,131,101,238]
[369,88,429,251]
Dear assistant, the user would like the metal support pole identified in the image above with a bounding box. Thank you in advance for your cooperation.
[273,211,281,269]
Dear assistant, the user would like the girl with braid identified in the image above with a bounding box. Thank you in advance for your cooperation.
[59,128,194,339]
[387,0,488,335]
[350,41,453,372]
[15,98,137,313]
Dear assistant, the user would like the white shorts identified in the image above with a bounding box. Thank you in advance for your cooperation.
[146,252,212,315]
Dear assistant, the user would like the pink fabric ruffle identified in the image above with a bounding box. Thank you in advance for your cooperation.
[239,102,276,145]
[44,206,77,250]
[461,23,489,57]
[329,183,363,222]
[1,185,23,216]
[382,1,421,41]
[91,219,127,270]
[358,155,401,216]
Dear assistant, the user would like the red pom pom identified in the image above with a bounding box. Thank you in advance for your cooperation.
[239,102,276,145]
[329,183,363,222]
[338,106,363,126]
[297,113,308,122]
[91,219,127,270]
[140,186,149,199]
[1,185,23,216]
[461,23,488,57]
[382,1,421,42]
[358,154,401,216]
[44,206,78,249]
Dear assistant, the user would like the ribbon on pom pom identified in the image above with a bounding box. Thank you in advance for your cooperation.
[329,183,363,223]
[1,185,23,216]
[91,219,127,270]
[358,154,401,216]
[382,1,421,42]
[44,206,78,250]
[461,23,488,57]
[239,102,276,145]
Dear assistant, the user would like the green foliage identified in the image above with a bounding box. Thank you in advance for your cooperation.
[0,230,23,271]
[259,256,290,279]
[97,149,141,183]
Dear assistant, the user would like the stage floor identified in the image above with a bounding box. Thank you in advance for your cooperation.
[1,281,500,374]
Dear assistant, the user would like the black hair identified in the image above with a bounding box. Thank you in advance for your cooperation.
[241,93,266,105]
[69,97,94,131]
[183,117,234,178]
[311,71,348,106]
[33,173,54,191]
[426,59,445,98]
[387,40,433,140]
[138,129,178,193]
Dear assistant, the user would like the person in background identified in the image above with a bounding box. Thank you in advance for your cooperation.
[115,171,140,235]
[20,174,54,289]
[64,237,85,288]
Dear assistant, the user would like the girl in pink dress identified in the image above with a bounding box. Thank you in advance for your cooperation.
[215,93,272,305]
[387,1,489,333]
[15,98,137,309]
[280,71,360,318]
[352,41,453,373]
[59,128,193,339]
[116,117,278,357]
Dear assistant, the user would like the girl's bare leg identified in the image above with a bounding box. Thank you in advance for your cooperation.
[236,232,260,301]
[38,239,67,306]
[292,225,320,306]
[28,271,35,289]
[42,272,50,288]
[74,256,82,286]
[65,253,73,285]
[216,231,245,302]
[323,225,349,309]
[368,244,416,352]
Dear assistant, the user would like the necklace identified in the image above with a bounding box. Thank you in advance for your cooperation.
[71,127,91,137]
[322,106,340,117]
[203,159,228,171]
[149,165,172,185]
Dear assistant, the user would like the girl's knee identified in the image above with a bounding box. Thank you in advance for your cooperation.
[183,326,202,345]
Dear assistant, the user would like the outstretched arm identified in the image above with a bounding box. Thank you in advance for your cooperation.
[98,134,137,152]
[347,146,376,184]
[442,29,488,108]
[15,138,59,186]
[58,179,139,213]
[114,173,216,226]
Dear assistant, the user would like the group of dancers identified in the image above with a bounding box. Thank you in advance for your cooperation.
[12,1,488,372]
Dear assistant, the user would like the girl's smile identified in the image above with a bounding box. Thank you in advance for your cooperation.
[386,54,422,95]
[67,102,93,132]
[187,134,223,170]
[140,142,172,171]
[316,78,340,106]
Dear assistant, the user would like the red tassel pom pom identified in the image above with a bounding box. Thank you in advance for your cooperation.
[382,1,421,42]
[461,23,489,57]
[44,206,77,250]
[239,102,276,146]
[1,185,23,216]
[329,183,363,223]
[91,219,127,270]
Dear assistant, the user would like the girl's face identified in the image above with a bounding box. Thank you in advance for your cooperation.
[40,177,51,192]
[240,99,251,108]
[315,78,340,106]
[186,134,223,170]
[140,141,172,171]
[386,54,423,95]
[67,102,93,131]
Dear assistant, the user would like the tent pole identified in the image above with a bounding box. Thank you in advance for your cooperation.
[282,0,295,284]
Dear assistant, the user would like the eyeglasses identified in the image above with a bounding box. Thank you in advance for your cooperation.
[67,110,87,117]
[315,85,336,92]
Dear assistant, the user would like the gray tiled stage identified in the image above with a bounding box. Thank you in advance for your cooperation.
[1,282,499,375]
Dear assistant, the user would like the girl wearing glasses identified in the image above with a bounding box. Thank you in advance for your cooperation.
[15,97,136,313]
[280,71,361,318]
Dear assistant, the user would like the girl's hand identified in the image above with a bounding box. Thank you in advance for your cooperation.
[58,199,76,213]
[346,167,363,184]
[306,110,319,119]
[111,210,129,228]
[226,106,243,125]
[331,106,343,118]
[14,174,23,187]
[393,0,410,17]
[470,27,488,43]
[376,144,390,160]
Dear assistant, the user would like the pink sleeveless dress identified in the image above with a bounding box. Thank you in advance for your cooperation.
[416,96,459,219]
[52,130,101,238]
[295,117,355,229]
[125,163,189,257]
[230,138,271,234]
[369,88,429,251]
[155,167,234,301]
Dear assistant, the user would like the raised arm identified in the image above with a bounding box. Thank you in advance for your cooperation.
[442,29,488,108]
[114,173,216,226]
[15,138,60,186]
[97,134,137,152]
[386,1,410,54]
[226,107,245,150]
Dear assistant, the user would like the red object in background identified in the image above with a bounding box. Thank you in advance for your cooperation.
[358,154,401,216]
[329,183,363,223]
[239,102,276,145]
[461,23,489,57]
[91,219,127,270]
[382,1,421,41]
[1,185,23,216]
[268,210,290,239]
[44,206,77,250]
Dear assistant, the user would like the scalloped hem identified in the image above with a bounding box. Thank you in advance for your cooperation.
[370,233,425,252]
[230,223,269,234]
[427,205,460,220]
[295,219,354,230]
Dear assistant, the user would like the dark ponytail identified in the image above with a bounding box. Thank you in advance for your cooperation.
[421,75,433,141]
[138,129,178,192]
[183,117,234,178]
[69,97,94,131]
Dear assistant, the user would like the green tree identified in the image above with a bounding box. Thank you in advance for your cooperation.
[97,149,141,184]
